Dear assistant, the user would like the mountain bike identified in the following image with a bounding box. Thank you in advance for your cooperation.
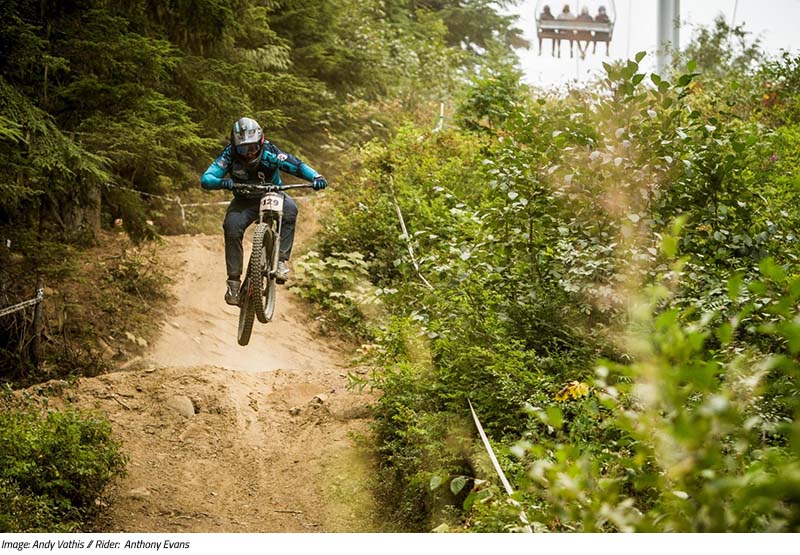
[232,182,313,346]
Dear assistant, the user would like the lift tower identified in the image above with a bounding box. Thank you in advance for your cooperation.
[657,0,680,75]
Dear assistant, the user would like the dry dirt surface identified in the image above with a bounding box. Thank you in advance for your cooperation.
[56,217,380,532]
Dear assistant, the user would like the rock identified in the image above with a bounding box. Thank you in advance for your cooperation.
[129,487,151,499]
[165,395,196,418]
[310,394,328,406]
[119,356,143,370]
[99,337,118,360]
[289,407,301,416]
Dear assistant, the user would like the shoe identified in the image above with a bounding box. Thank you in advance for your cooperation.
[225,279,241,306]
[275,260,290,284]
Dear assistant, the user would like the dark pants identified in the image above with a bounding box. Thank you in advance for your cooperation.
[222,194,298,280]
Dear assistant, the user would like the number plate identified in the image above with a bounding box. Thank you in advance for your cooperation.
[260,192,284,213]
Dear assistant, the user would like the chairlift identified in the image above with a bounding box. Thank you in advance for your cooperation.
[535,1,617,59]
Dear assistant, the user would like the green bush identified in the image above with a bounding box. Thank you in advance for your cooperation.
[0,404,127,532]
[302,34,800,529]
[507,267,800,532]
[0,479,77,533]
[290,249,377,337]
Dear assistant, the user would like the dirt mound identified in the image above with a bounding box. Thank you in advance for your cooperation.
[56,230,379,532]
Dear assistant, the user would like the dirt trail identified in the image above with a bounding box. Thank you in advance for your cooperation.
[59,200,379,532]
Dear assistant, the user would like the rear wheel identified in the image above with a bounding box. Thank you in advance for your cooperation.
[254,222,278,323]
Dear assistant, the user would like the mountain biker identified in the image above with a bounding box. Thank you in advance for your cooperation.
[200,117,327,306]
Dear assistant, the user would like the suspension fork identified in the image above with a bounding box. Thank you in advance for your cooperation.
[259,194,283,275]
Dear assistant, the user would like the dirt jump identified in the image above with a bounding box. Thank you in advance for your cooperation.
[58,200,379,532]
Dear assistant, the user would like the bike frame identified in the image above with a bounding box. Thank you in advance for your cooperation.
[232,181,315,345]
[253,183,312,275]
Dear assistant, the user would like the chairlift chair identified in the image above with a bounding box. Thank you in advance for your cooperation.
[535,0,616,59]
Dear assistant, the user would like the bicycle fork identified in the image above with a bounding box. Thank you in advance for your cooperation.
[258,192,284,279]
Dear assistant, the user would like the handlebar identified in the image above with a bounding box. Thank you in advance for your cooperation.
[232,182,315,193]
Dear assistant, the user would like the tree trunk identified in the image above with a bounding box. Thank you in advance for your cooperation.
[62,182,102,238]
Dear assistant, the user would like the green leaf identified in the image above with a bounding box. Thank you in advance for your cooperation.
[779,322,800,354]
[662,235,678,258]
[545,406,563,429]
[671,215,688,237]
[463,491,477,511]
[624,60,639,79]
[748,281,767,295]
[759,258,787,281]
[450,475,468,495]
[462,488,492,512]
[635,51,647,63]
[429,475,443,491]
[687,60,697,73]
[655,308,679,329]
[716,322,733,345]
[727,273,744,302]
[789,276,800,299]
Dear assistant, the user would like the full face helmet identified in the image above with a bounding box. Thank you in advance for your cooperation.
[230,117,264,165]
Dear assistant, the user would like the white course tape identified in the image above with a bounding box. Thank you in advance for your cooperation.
[468,398,533,533]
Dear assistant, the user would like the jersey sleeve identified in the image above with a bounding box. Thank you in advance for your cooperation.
[262,143,319,182]
[200,145,233,190]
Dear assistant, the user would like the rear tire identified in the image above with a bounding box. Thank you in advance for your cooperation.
[253,223,278,323]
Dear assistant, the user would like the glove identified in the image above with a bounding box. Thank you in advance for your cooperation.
[220,178,234,190]
[312,175,327,191]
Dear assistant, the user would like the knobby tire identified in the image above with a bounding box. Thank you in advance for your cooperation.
[237,253,258,346]
[254,222,278,323]
[237,269,255,346]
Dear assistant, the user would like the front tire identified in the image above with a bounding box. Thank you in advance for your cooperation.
[253,223,278,323]
[237,261,257,346]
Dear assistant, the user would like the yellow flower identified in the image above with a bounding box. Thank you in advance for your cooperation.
[555,381,590,401]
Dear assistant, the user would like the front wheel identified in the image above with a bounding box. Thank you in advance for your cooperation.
[253,223,278,323]
[237,264,256,346]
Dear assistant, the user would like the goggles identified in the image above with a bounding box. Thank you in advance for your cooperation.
[236,142,261,158]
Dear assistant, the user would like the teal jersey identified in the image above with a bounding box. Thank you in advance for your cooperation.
[201,142,318,192]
